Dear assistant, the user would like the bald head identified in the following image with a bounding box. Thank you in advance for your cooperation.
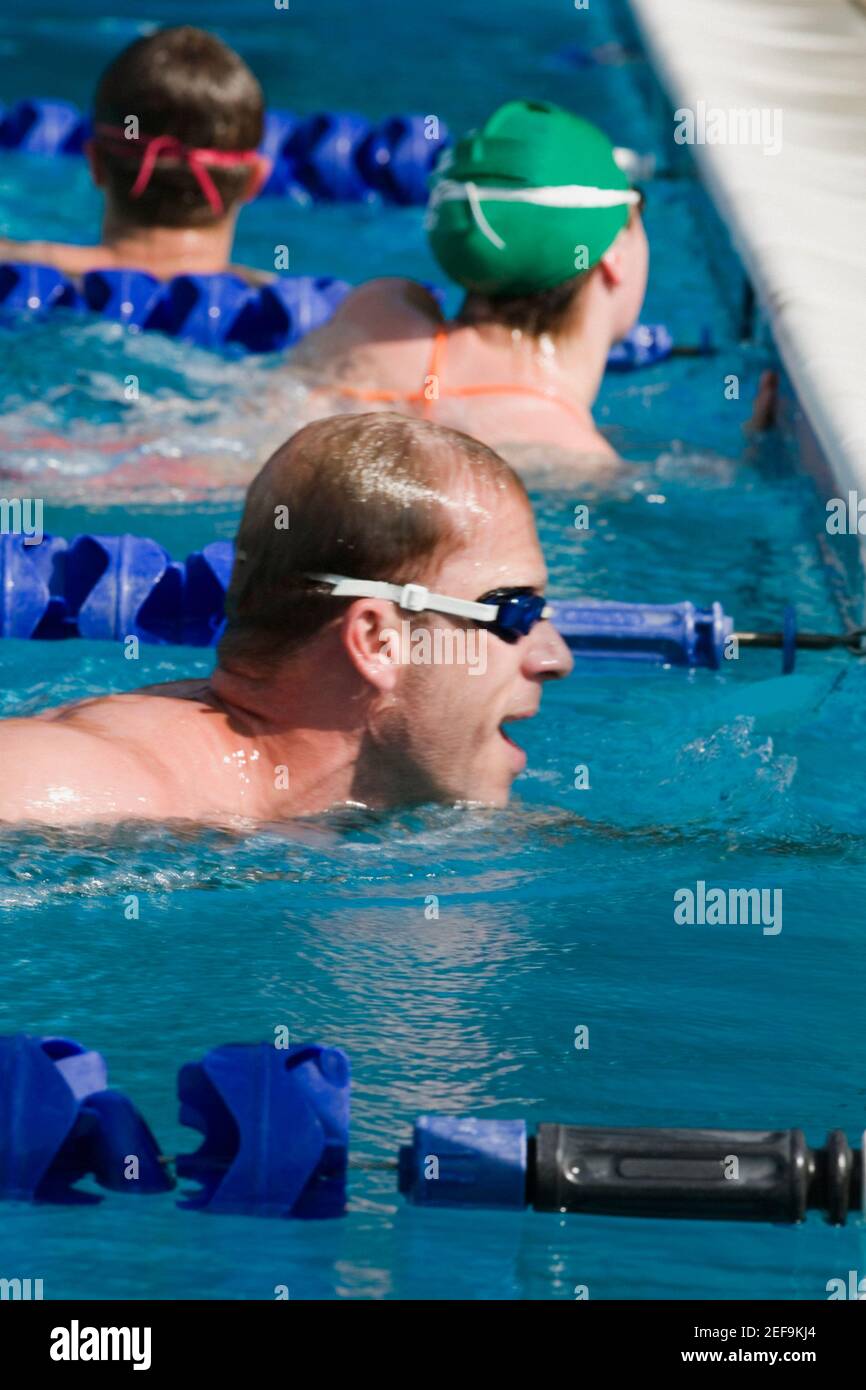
[218,412,528,675]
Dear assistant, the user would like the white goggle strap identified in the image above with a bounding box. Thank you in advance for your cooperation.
[307,573,499,625]
[429,179,640,250]
[429,179,641,210]
[464,182,506,250]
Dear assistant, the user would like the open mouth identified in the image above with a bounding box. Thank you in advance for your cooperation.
[498,718,530,771]
[499,707,537,746]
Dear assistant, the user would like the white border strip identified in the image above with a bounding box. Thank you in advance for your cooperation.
[629,0,866,500]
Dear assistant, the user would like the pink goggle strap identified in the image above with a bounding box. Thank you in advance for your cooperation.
[94,123,260,215]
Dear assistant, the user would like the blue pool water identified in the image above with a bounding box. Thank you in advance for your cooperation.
[1,0,866,1300]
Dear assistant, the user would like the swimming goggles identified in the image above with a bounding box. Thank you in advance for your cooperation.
[94,124,260,216]
[307,573,552,643]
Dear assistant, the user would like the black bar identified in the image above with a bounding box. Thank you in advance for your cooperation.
[1,1298,860,1373]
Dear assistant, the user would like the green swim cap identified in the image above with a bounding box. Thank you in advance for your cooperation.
[426,100,635,298]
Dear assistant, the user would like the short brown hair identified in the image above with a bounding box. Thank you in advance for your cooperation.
[458,271,592,339]
[93,26,264,228]
[218,412,527,675]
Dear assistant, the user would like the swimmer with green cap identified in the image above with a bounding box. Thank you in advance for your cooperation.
[292,100,649,463]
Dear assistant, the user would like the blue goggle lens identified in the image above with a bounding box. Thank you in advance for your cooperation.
[477,589,548,642]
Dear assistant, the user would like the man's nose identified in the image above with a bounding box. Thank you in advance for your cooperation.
[522,623,573,679]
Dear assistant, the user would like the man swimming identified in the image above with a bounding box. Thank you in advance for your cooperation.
[292,100,649,458]
[0,413,572,826]
[0,26,270,281]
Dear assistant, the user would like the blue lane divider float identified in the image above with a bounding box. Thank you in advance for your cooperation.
[0,1034,171,1202]
[177,1043,350,1218]
[551,596,731,668]
[399,1115,528,1209]
[0,99,449,205]
[0,1034,350,1217]
[606,321,672,370]
[0,531,749,667]
[0,99,88,156]
[0,532,236,645]
[0,264,353,353]
[0,260,684,364]
[2,1037,858,1223]
[548,41,642,71]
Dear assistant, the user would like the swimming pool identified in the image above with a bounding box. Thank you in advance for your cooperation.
[1,0,865,1300]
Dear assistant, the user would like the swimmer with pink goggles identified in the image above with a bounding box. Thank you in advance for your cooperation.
[94,123,262,216]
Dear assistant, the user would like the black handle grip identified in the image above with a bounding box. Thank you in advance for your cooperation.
[531,1125,824,1222]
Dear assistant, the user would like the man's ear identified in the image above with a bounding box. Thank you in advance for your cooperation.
[340,600,402,692]
[243,155,272,203]
[83,138,105,188]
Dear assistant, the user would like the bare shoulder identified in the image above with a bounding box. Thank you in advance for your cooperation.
[0,716,162,824]
[291,276,443,365]
[334,277,443,327]
[0,237,109,277]
[0,687,211,825]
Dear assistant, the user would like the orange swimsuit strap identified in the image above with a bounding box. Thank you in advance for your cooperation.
[323,329,591,427]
